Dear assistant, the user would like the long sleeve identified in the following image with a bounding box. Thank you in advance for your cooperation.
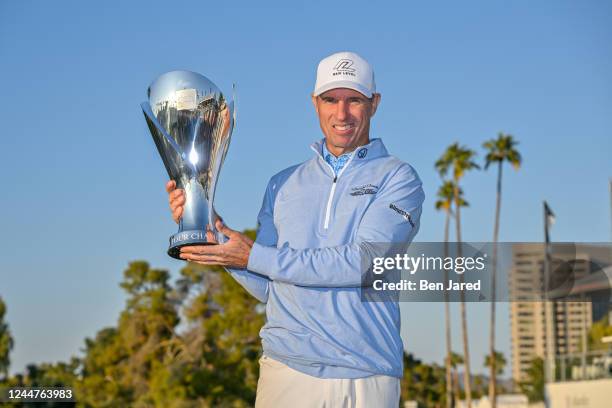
[247,165,424,287]
[224,181,278,302]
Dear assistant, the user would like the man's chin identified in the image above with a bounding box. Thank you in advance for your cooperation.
[329,135,355,147]
[328,143,352,153]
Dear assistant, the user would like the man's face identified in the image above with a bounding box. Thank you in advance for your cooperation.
[312,88,381,157]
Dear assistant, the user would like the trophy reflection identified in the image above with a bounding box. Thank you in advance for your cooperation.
[141,70,235,259]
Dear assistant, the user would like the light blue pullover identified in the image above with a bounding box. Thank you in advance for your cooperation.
[226,138,425,378]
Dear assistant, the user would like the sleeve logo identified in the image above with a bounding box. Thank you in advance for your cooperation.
[389,203,415,227]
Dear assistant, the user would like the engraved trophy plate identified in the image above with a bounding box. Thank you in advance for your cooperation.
[141,70,235,259]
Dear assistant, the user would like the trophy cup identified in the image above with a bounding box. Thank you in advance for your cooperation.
[141,70,235,259]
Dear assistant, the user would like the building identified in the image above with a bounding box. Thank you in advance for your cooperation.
[508,243,611,384]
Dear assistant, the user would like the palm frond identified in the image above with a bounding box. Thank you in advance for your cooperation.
[483,132,522,170]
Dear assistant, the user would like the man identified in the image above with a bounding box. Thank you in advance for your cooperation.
[166,51,425,407]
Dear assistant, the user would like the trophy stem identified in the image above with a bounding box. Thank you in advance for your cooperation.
[167,177,213,259]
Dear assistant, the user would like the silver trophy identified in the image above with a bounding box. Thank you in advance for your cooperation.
[141,70,235,259]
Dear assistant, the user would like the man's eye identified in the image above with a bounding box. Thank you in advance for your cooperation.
[322,98,335,103]
[349,98,363,104]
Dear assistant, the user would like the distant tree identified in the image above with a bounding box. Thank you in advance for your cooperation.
[71,250,265,406]
[519,357,544,402]
[588,315,612,351]
[484,350,507,377]
[15,359,79,389]
[400,352,422,404]
[483,132,521,408]
[77,326,132,406]
[0,296,13,381]
[401,353,446,407]
[436,143,480,408]
[75,260,179,406]
[435,180,467,408]
[473,374,486,399]
[5,228,267,407]
[150,243,265,407]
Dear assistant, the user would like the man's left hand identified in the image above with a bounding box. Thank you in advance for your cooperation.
[179,219,254,269]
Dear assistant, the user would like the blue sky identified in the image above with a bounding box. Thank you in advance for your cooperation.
[1,0,611,376]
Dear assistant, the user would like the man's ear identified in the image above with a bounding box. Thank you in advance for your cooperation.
[311,94,319,115]
[370,93,381,117]
[370,93,380,117]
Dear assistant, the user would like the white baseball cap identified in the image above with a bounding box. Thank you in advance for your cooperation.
[313,51,376,98]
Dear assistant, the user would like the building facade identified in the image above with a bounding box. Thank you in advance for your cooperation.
[508,244,610,384]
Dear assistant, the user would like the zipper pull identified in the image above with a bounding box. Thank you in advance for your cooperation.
[324,176,338,230]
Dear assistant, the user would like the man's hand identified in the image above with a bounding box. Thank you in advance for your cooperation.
[180,219,254,269]
[166,180,185,223]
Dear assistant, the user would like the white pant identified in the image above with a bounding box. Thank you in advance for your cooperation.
[255,356,400,408]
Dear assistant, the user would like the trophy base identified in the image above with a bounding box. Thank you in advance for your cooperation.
[167,230,216,260]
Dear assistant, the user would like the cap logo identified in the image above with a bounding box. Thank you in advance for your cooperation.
[357,148,368,158]
[333,59,356,77]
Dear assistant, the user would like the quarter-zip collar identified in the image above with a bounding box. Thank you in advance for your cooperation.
[309,138,389,230]
[310,137,389,170]
[322,143,352,176]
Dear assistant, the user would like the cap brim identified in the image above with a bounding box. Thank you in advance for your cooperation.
[313,81,373,98]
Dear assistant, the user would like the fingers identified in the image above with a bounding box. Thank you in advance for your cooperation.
[180,245,227,263]
[172,207,183,224]
[215,219,235,237]
[181,245,223,255]
[168,188,185,223]
[169,189,185,205]
[178,229,251,269]
[215,219,223,230]
[165,180,176,193]
[169,195,185,211]
[205,225,219,244]
[180,253,227,264]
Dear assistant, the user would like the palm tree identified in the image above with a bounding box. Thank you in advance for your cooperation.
[450,352,464,405]
[483,133,521,408]
[484,350,507,377]
[435,181,467,408]
[436,143,480,408]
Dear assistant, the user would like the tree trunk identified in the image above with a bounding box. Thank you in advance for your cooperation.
[453,367,461,405]
[444,210,452,408]
[455,181,472,408]
[488,162,503,408]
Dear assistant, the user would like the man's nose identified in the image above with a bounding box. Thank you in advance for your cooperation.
[335,100,349,121]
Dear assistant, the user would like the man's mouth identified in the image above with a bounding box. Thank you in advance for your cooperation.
[332,124,355,134]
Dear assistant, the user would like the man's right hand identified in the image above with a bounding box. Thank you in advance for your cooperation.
[166,180,185,224]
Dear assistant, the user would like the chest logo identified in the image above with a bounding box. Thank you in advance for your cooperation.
[350,184,379,196]
[357,148,368,158]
